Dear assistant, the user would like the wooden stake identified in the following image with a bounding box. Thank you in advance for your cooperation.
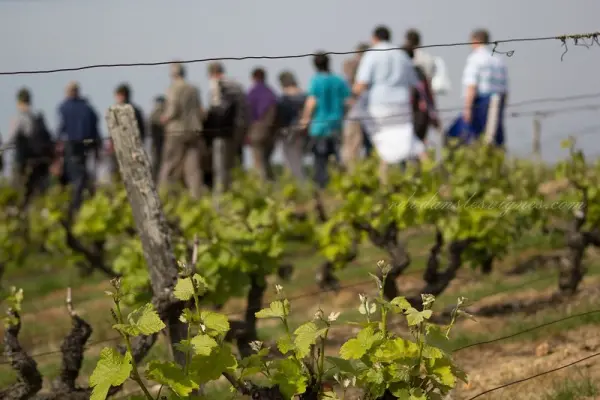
[105,104,186,367]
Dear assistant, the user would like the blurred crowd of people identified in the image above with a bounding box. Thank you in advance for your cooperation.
[1,25,508,223]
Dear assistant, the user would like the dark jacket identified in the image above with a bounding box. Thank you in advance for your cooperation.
[149,103,165,144]
[277,93,307,128]
[412,66,438,141]
[58,97,100,143]
[129,102,146,140]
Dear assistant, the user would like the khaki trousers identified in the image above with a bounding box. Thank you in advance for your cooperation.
[281,128,306,181]
[158,132,206,198]
[212,137,235,194]
[250,140,275,181]
[248,105,278,181]
[341,119,364,170]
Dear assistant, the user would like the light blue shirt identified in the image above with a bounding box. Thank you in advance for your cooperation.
[462,46,508,97]
[307,72,350,137]
[355,41,418,105]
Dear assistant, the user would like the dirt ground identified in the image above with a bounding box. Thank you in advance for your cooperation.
[336,323,600,400]
[321,279,600,400]
[452,324,600,399]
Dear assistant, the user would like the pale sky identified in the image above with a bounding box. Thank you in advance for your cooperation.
[1,0,599,172]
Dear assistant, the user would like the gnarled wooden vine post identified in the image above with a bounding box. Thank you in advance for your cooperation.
[105,104,186,366]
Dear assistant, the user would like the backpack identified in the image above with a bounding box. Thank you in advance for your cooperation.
[204,81,237,139]
[412,66,431,141]
[203,81,239,140]
[204,104,236,139]
[15,113,54,164]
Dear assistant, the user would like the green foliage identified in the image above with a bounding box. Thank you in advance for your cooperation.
[3,286,23,313]
[89,348,133,400]
[0,138,591,290]
[73,186,134,240]
[276,172,319,241]
[5,174,301,308]
[2,286,24,327]
[112,238,150,305]
[317,157,399,269]
[320,141,560,271]
[90,279,167,400]
[91,267,466,400]
[27,186,74,259]
[0,184,33,269]
[112,303,166,336]
[555,139,600,230]
[6,141,600,399]
[173,273,207,301]
[146,360,198,397]
[335,270,467,400]
[167,175,294,307]
[3,141,581,311]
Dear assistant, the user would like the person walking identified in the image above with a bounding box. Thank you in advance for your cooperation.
[354,26,428,184]
[158,63,205,198]
[149,95,166,183]
[277,70,307,182]
[341,42,373,169]
[7,87,54,209]
[205,62,250,193]
[300,52,351,189]
[247,67,278,181]
[108,84,146,180]
[404,29,436,83]
[404,28,452,96]
[401,47,439,143]
[446,29,508,147]
[57,81,101,224]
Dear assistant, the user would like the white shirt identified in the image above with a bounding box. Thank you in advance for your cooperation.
[462,46,508,97]
[355,41,418,105]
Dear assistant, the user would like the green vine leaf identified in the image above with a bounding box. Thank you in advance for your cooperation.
[189,344,238,384]
[405,308,432,326]
[89,348,132,400]
[200,310,230,335]
[276,335,295,355]
[425,325,452,354]
[293,321,327,358]
[146,360,199,397]
[113,303,165,336]
[340,325,383,360]
[173,273,207,301]
[255,299,289,319]
[271,358,308,399]
[190,334,218,356]
[389,296,411,313]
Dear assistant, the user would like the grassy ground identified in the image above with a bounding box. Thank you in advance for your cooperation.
[1,227,600,399]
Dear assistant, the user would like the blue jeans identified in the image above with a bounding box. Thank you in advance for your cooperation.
[64,141,95,225]
[361,123,373,156]
[446,94,506,146]
[310,135,337,189]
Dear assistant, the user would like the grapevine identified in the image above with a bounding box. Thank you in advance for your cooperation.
[1,138,600,399]
[85,262,468,400]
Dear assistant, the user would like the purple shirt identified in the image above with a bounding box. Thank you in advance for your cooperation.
[247,82,277,122]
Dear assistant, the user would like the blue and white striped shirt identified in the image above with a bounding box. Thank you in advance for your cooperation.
[462,47,508,97]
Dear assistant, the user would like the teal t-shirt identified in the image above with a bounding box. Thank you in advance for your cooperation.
[307,72,350,137]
